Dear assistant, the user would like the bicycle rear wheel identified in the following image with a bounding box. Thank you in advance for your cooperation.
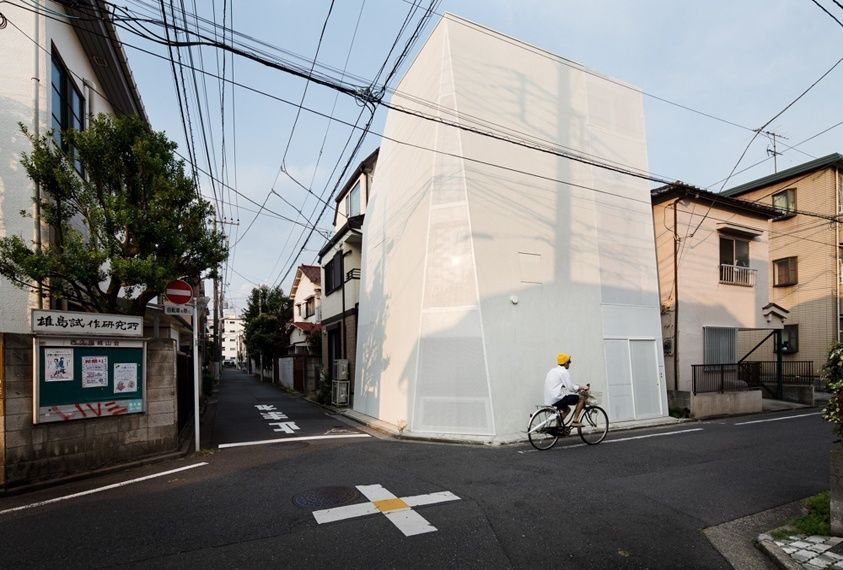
[578,405,608,445]
[528,408,559,450]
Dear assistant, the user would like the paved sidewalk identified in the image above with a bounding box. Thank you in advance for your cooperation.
[758,533,843,569]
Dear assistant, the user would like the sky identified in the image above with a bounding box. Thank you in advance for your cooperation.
[112,0,843,314]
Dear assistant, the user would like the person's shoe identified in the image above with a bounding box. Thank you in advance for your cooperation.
[570,419,583,427]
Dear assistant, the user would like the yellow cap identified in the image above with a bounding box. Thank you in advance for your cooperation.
[557,353,571,365]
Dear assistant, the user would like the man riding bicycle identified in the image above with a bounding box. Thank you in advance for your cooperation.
[544,353,589,427]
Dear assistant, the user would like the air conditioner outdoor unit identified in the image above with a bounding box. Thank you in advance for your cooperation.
[333,359,349,380]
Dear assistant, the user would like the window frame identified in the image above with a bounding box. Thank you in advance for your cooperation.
[773,256,798,287]
[323,251,344,294]
[346,181,361,217]
[50,47,85,174]
[772,188,796,218]
[304,296,315,319]
[719,236,750,267]
[776,324,799,354]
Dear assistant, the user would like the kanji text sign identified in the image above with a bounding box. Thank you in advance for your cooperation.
[32,310,143,337]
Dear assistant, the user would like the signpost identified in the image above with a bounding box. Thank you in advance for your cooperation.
[163,279,200,452]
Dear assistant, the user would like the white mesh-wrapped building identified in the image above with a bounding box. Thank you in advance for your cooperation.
[354,14,667,442]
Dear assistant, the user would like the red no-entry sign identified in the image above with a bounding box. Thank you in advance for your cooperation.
[164,279,193,305]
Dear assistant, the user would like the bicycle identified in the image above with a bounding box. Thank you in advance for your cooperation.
[527,388,609,450]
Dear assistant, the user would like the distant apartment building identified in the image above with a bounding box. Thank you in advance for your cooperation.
[318,148,378,394]
[723,154,843,372]
[218,309,244,365]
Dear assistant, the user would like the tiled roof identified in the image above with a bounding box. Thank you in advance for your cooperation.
[722,153,843,197]
[291,322,321,334]
[300,265,321,285]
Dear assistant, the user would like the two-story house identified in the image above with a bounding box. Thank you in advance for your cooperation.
[0,0,146,332]
[651,183,782,416]
[288,265,321,354]
[318,148,378,401]
[722,154,843,373]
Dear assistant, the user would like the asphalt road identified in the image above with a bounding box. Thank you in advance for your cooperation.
[0,370,833,568]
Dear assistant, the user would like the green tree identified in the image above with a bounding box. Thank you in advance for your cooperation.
[0,114,227,316]
[242,284,292,368]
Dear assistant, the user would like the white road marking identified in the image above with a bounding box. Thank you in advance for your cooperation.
[0,463,208,516]
[312,502,379,524]
[519,427,704,453]
[602,428,704,443]
[384,508,437,536]
[218,433,370,449]
[312,484,460,537]
[734,412,821,425]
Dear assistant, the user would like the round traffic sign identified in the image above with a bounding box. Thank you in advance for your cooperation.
[164,279,193,304]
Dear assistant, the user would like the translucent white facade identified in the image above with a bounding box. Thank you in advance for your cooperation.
[354,14,668,442]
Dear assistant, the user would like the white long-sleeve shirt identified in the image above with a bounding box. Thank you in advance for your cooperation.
[544,365,579,405]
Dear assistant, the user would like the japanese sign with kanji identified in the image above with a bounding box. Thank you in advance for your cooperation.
[32,309,143,337]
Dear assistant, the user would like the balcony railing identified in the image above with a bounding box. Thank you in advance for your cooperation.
[719,264,756,287]
[692,361,818,394]
[345,268,361,282]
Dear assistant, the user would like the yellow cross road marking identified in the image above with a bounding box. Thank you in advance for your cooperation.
[373,498,409,512]
[312,484,460,537]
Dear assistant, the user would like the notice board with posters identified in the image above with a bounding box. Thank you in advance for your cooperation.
[32,310,146,424]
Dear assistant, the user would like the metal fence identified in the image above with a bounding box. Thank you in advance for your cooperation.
[692,361,819,394]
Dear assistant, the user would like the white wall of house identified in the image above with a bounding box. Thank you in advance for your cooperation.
[354,14,667,442]
[653,198,772,392]
[0,2,117,334]
[292,275,320,324]
[334,173,371,232]
[321,245,362,320]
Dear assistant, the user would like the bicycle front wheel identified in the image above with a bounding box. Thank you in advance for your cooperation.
[578,405,608,445]
[528,408,559,450]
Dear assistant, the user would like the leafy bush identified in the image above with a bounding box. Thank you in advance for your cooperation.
[316,368,332,405]
[821,343,843,437]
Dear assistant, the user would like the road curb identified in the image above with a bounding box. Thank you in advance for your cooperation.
[756,533,803,570]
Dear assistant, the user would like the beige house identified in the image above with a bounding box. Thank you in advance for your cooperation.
[651,183,780,414]
[318,148,377,398]
[288,265,321,354]
[723,154,843,373]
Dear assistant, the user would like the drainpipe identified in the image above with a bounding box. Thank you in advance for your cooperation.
[32,1,43,309]
[673,199,680,391]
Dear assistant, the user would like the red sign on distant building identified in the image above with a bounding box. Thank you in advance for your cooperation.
[164,279,193,305]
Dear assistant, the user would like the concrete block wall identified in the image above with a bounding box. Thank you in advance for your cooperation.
[2,334,179,489]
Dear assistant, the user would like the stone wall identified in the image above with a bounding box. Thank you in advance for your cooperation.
[691,390,762,419]
[2,334,179,489]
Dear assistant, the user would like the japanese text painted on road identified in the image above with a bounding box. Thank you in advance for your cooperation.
[255,404,300,434]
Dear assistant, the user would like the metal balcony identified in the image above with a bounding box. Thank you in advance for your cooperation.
[719,264,756,287]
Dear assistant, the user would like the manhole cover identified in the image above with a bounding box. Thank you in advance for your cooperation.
[292,486,362,509]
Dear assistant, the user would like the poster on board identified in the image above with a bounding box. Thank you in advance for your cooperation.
[45,348,73,382]
[81,356,108,388]
[113,363,138,393]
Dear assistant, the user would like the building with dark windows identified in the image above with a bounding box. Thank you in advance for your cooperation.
[722,154,843,371]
